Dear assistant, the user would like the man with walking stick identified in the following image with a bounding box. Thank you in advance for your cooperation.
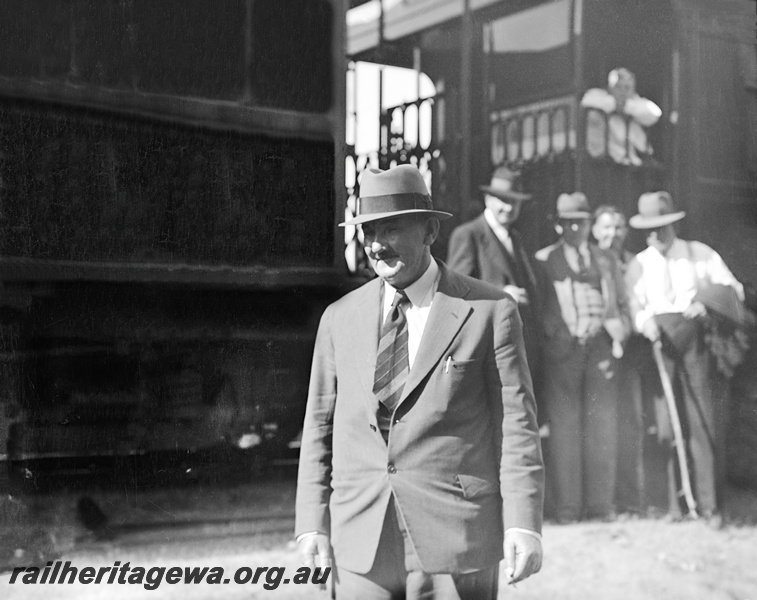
[625,192,745,525]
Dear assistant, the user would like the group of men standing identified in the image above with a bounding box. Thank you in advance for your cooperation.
[293,162,745,599]
[447,167,745,526]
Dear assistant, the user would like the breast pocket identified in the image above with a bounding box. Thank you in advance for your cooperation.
[435,356,486,412]
[448,358,480,371]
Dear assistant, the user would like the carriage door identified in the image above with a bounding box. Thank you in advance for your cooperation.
[482,0,577,254]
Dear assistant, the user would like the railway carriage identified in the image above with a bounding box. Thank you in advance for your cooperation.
[346,0,756,485]
[0,0,349,484]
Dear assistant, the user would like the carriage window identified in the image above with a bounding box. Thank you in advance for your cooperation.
[490,97,576,165]
[0,0,333,113]
[251,0,333,112]
[484,0,573,108]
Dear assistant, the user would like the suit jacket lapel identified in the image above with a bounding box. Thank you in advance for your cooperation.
[351,278,382,401]
[552,240,570,274]
[511,231,539,294]
[398,264,472,405]
[478,217,516,282]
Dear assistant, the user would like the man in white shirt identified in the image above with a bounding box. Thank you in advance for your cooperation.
[296,165,544,599]
[581,68,662,166]
[626,191,744,521]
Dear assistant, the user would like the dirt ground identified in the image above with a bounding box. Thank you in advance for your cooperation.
[1,473,757,600]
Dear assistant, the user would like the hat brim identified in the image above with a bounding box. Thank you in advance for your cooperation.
[558,211,593,220]
[339,209,453,227]
[479,185,532,201]
[629,211,686,229]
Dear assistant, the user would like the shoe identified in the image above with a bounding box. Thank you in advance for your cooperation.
[584,509,617,523]
[554,515,580,525]
[645,506,669,520]
[594,511,617,523]
[662,513,685,523]
[700,511,724,530]
[616,510,643,522]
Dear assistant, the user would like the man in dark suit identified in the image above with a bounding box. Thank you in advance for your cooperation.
[446,166,542,380]
[536,193,631,523]
[592,205,647,515]
[295,165,544,599]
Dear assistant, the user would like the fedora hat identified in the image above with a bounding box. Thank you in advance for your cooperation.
[340,165,452,226]
[479,166,532,202]
[694,284,756,329]
[629,192,685,229]
[556,192,592,219]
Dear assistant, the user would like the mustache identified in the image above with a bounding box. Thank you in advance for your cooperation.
[368,249,398,260]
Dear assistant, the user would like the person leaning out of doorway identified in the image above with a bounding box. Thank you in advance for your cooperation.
[581,67,662,166]
[535,192,631,523]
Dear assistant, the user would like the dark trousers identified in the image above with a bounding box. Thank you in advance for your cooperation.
[335,501,499,600]
[543,333,619,520]
[658,330,728,515]
[615,335,656,514]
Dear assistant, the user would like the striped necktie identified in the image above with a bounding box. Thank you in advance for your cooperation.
[663,256,676,303]
[373,290,411,415]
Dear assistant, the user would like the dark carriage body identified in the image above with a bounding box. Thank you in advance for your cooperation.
[0,0,349,483]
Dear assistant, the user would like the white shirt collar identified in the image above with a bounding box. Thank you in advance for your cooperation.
[484,208,511,239]
[562,240,591,271]
[384,258,439,310]
[564,240,590,256]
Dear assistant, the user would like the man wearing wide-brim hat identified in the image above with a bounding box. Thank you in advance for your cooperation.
[295,164,544,598]
[447,166,542,384]
[625,191,745,522]
[535,192,631,523]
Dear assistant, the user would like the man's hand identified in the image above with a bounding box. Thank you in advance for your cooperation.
[641,317,660,342]
[683,301,707,320]
[298,533,333,570]
[504,285,529,305]
[603,317,627,343]
[604,317,628,358]
[504,530,543,585]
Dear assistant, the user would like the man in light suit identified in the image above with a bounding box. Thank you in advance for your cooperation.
[295,165,544,599]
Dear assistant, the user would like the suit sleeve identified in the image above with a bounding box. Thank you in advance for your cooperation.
[294,304,337,538]
[492,299,545,534]
[624,95,662,127]
[534,251,568,344]
[447,226,478,278]
[694,241,745,301]
[580,87,615,112]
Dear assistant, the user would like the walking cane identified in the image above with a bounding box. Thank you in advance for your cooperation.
[652,339,699,518]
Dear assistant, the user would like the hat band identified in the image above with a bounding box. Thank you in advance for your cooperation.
[357,193,433,216]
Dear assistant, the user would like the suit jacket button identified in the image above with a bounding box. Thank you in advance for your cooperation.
[387,464,396,474]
